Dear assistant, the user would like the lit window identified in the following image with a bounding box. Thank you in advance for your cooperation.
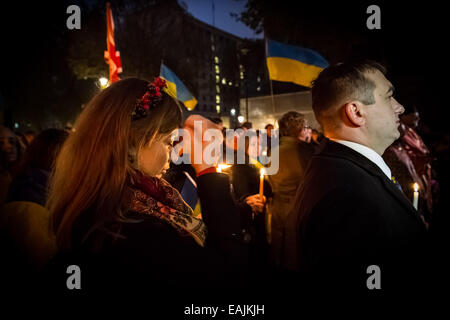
[240,71,244,80]
[216,85,220,93]
[228,81,232,86]
[214,56,219,64]
[257,76,261,82]
[216,75,220,83]
[216,95,220,103]
[239,64,243,71]
[211,45,215,52]
[216,105,221,113]
[222,77,226,84]
[215,65,220,74]
[257,86,261,91]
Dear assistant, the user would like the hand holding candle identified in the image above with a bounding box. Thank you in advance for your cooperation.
[412,182,419,210]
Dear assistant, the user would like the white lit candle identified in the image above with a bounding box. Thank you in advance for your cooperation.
[217,164,231,173]
[259,168,265,199]
[413,182,419,210]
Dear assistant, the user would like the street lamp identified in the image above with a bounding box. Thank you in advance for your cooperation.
[230,108,236,116]
[238,115,244,123]
[99,77,109,89]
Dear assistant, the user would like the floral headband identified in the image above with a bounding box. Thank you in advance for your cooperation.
[132,77,167,120]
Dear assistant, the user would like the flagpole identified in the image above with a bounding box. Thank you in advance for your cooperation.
[269,79,276,125]
[265,38,276,125]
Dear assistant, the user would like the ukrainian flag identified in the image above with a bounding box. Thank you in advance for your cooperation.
[266,39,329,88]
[160,64,198,110]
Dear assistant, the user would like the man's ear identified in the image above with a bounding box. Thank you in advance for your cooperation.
[343,101,366,127]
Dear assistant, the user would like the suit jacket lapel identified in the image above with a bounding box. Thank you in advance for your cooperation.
[318,139,424,225]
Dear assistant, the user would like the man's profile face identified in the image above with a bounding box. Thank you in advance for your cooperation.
[363,70,405,151]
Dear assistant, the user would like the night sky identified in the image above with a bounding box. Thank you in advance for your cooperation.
[0,1,448,132]
[183,0,262,39]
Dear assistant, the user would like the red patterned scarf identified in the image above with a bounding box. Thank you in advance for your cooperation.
[127,173,207,247]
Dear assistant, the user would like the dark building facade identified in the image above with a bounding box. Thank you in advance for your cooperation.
[131,1,275,128]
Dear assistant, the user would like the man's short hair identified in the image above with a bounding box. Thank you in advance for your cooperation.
[311,60,386,128]
[265,124,274,130]
[242,122,252,130]
[278,111,307,138]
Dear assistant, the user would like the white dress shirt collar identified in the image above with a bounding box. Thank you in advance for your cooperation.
[332,139,392,179]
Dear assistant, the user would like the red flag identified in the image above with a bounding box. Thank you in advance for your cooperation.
[104,2,122,83]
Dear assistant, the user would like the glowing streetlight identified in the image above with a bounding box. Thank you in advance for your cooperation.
[238,115,244,123]
[230,108,236,116]
[99,77,109,89]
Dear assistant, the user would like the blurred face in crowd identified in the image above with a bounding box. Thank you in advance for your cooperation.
[0,126,18,163]
[361,70,404,153]
[248,135,260,158]
[400,111,420,129]
[298,121,311,142]
[139,130,176,178]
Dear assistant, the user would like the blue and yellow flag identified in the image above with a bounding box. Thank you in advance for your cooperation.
[266,39,329,88]
[160,64,197,110]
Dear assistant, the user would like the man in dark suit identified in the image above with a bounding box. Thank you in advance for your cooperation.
[282,60,429,293]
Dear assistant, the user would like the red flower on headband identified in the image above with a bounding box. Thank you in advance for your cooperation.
[132,77,167,120]
[153,77,166,89]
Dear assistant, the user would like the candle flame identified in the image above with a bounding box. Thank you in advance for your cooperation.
[260,168,265,177]
[217,164,231,173]
[413,182,419,192]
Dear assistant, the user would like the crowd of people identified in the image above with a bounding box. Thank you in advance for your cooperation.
[1,60,448,298]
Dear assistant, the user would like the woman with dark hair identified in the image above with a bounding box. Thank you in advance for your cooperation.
[44,77,247,293]
[7,129,69,205]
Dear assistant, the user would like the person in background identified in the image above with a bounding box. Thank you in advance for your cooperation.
[264,124,274,158]
[7,129,69,206]
[267,111,312,268]
[1,129,67,277]
[301,124,312,143]
[400,108,436,213]
[230,130,272,276]
[241,121,253,131]
[0,126,24,203]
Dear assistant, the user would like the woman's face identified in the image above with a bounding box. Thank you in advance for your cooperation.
[138,130,176,178]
